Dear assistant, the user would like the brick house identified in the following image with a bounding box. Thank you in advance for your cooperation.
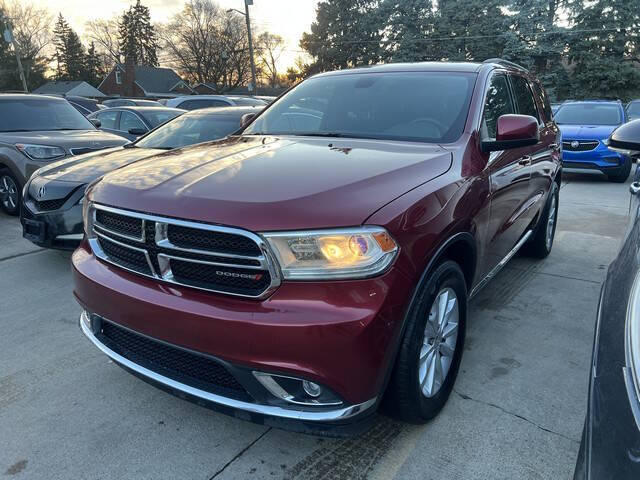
[98,60,193,98]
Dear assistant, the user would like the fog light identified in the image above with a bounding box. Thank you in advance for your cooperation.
[302,380,322,398]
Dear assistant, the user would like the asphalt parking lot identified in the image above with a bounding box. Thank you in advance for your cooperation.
[0,169,632,480]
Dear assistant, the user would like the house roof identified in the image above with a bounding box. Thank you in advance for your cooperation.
[132,66,190,94]
[33,81,106,97]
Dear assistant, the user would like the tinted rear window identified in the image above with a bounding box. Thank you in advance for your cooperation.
[0,98,94,132]
[554,104,623,126]
[245,72,476,143]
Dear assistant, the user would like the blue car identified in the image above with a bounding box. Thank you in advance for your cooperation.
[555,100,630,182]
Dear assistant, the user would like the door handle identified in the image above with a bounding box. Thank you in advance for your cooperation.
[519,156,532,166]
[630,181,640,196]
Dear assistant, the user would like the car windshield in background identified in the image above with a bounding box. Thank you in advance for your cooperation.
[554,103,623,125]
[135,114,240,150]
[141,110,184,128]
[231,97,267,107]
[244,72,476,143]
[0,98,94,132]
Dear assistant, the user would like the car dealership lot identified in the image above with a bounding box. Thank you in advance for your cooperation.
[0,170,632,479]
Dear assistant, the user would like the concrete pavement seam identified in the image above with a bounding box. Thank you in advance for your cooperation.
[454,390,580,445]
[208,427,272,479]
[0,248,45,263]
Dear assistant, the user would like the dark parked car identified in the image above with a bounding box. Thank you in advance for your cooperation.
[87,106,185,141]
[574,119,640,479]
[555,100,631,182]
[21,106,262,250]
[63,96,105,116]
[73,60,561,434]
[0,94,127,216]
[102,98,163,107]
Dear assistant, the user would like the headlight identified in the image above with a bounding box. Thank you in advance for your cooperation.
[16,143,66,160]
[83,201,96,238]
[262,227,398,280]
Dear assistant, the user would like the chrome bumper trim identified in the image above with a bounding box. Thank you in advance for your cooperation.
[79,311,376,422]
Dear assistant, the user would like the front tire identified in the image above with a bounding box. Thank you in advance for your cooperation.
[522,181,559,259]
[608,158,631,183]
[0,169,21,216]
[384,260,467,423]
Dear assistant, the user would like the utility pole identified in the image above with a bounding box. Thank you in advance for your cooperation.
[228,1,258,95]
[2,17,28,92]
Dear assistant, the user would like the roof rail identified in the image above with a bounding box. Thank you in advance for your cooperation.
[482,58,528,72]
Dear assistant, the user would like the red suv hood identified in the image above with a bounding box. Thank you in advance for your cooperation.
[90,136,452,231]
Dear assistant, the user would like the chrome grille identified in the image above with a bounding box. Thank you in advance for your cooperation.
[562,140,599,152]
[89,204,280,299]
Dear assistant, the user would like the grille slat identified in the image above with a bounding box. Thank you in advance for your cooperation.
[99,320,251,401]
[30,196,67,212]
[95,209,143,239]
[91,206,275,298]
[562,140,599,152]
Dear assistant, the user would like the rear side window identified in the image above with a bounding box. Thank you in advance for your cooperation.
[178,99,230,110]
[481,75,515,140]
[532,82,553,121]
[95,111,119,129]
[510,75,539,122]
[120,111,146,131]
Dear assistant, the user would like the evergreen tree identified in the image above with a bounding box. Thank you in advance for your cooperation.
[85,42,103,87]
[567,0,640,101]
[431,0,508,62]
[504,0,569,100]
[53,14,87,81]
[118,0,158,66]
[300,0,384,73]
[381,0,435,63]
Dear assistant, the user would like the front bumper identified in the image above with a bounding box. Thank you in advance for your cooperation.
[562,142,629,174]
[20,190,84,251]
[72,242,413,432]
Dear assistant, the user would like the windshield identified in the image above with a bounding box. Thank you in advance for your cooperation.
[135,113,241,149]
[554,103,623,126]
[244,72,476,143]
[0,98,95,132]
[142,110,184,128]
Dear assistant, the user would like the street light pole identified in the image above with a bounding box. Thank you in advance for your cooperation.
[244,0,258,95]
[2,16,28,92]
[228,2,258,96]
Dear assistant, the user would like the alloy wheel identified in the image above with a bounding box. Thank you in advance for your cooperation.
[545,192,557,250]
[0,174,18,211]
[418,287,459,398]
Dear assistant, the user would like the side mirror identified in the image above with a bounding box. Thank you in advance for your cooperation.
[608,119,640,154]
[89,118,101,128]
[240,113,256,128]
[482,114,539,153]
[128,127,147,136]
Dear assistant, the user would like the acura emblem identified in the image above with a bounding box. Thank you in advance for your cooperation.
[37,186,46,199]
[571,141,580,149]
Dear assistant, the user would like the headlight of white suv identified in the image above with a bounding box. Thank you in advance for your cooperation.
[262,227,398,280]
[16,143,66,160]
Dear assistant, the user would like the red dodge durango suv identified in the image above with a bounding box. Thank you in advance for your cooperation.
[72,60,561,435]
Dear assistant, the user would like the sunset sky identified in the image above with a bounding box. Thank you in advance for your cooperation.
[30,0,319,69]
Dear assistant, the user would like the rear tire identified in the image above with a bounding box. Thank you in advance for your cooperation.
[522,181,559,259]
[608,158,631,183]
[0,169,21,216]
[383,260,467,423]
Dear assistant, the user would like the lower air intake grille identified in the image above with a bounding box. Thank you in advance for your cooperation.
[31,197,67,211]
[99,320,251,401]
